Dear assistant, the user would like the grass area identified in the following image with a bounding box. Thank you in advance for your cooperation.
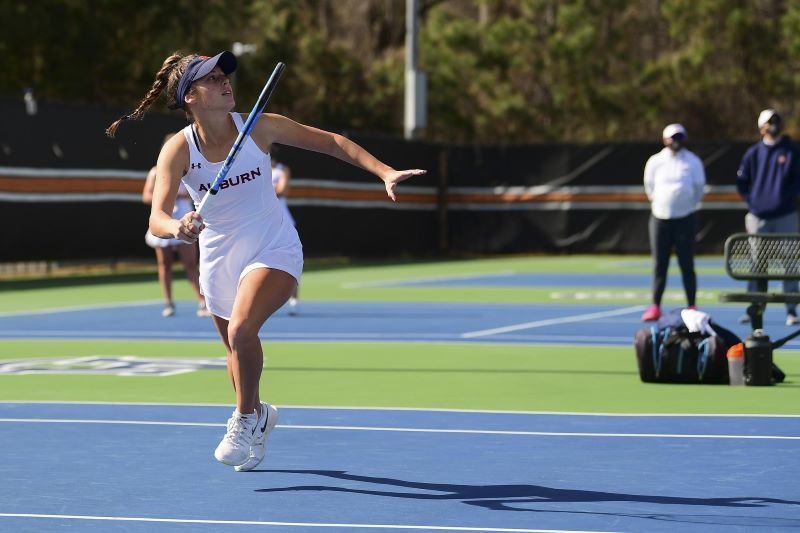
[1,340,797,414]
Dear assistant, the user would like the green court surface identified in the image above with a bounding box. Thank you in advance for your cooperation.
[1,340,799,414]
[1,255,798,415]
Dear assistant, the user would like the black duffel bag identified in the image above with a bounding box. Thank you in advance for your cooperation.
[634,308,787,385]
[634,324,732,384]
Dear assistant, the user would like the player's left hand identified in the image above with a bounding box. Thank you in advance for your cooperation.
[383,169,427,202]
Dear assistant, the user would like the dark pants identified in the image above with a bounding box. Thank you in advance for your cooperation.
[744,211,799,314]
[649,213,697,306]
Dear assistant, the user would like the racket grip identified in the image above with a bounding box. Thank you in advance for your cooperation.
[192,196,209,229]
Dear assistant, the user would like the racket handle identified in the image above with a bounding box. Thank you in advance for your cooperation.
[192,194,210,229]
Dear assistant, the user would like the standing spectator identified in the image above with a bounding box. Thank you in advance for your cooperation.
[270,148,299,315]
[736,109,800,326]
[143,133,210,318]
[641,124,706,321]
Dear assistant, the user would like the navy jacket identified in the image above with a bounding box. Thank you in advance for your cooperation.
[737,136,800,219]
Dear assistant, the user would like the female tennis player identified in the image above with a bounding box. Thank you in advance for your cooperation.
[107,51,425,471]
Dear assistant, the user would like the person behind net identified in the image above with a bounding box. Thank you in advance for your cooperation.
[270,147,299,315]
[641,124,706,322]
[143,133,210,318]
[106,51,425,471]
[736,108,800,326]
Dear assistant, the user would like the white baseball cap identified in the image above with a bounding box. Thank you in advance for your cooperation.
[757,109,779,128]
[662,124,687,139]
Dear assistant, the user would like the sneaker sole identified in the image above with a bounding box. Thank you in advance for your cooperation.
[234,404,279,472]
[214,447,250,466]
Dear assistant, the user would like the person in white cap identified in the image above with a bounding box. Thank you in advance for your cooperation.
[736,109,800,326]
[106,51,426,471]
[641,124,706,321]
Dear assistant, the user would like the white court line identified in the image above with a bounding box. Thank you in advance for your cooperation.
[0,330,638,347]
[2,400,799,418]
[0,513,611,533]
[0,419,796,440]
[0,330,221,338]
[342,271,517,289]
[461,305,646,338]
[0,418,218,427]
[0,300,162,318]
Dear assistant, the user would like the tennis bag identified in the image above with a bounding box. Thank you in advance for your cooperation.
[634,324,733,383]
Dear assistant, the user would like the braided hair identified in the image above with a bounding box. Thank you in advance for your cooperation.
[105,53,199,138]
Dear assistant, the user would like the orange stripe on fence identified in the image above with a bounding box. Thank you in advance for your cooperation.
[448,190,743,204]
[447,191,648,203]
[0,176,142,194]
[703,192,742,202]
[0,176,745,205]
[291,186,436,204]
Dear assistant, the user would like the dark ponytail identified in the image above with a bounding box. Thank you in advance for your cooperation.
[106,53,196,138]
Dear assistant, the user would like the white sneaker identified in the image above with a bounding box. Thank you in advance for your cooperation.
[234,403,279,472]
[787,314,799,326]
[161,303,175,317]
[288,297,298,316]
[214,409,259,466]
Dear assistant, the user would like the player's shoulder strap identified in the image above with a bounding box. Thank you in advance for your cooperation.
[230,112,269,159]
[182,124,202,162]
[230,112,245,132]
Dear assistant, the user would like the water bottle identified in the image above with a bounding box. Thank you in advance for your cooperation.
[744,329,773,386]
[726,343,744,385]
[23,87,37,116]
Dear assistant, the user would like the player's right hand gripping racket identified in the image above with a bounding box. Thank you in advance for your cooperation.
[192,61,286,227]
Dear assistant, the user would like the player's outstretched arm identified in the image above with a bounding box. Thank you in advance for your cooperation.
[255,113,426,200]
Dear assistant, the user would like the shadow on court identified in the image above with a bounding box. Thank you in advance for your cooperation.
[254,470,800,523]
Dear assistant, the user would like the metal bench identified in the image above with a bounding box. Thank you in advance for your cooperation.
[720,233,800,330]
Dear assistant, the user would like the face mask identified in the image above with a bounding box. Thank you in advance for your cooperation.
[666,132,685,152]
[767,124,782,137]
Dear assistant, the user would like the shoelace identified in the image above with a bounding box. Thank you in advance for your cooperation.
[224,413,253,444]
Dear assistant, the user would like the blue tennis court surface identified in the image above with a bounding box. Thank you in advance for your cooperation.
[7,267,800,347]
[1,402,798,533]
[3,300,800,348]
[3,267,799,533]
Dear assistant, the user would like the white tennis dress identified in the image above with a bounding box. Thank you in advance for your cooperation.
[180,113,303,319]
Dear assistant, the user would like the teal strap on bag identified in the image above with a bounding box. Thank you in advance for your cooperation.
[652,326,669,377]
[697,338,711,380]
[650,326,659,376]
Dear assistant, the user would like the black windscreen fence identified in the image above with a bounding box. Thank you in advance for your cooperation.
[0,97,754,261]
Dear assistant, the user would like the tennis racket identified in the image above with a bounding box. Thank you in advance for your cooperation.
[192,61,286,226]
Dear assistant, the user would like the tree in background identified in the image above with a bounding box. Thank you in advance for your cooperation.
[2,0,799,143]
